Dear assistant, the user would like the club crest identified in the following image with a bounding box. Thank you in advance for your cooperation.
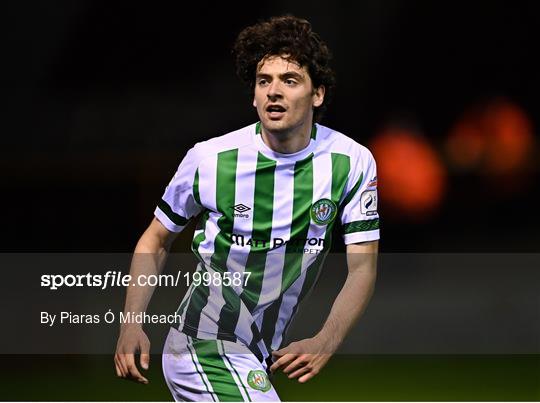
[310,198,337,225]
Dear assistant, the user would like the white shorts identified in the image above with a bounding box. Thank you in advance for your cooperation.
[162,327,281,402]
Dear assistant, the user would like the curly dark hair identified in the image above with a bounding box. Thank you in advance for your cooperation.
[233,15,336,123]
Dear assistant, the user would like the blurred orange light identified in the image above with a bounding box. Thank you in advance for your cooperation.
[445,99,534,175]
[445,113,487,170]
[483,100,533,175]
[370,128,446,218]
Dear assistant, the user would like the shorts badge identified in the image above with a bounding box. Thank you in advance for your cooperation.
[247,370,271,392]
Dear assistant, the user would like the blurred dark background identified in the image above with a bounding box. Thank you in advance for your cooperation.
[3,1,539,252]
[2,3,539,401]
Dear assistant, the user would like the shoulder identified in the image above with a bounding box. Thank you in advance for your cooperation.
[183,123,256,164]
[314,124,375,163]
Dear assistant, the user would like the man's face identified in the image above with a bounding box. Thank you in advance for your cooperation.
[253,55,324,133]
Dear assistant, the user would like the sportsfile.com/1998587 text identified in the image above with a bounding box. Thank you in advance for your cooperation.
[40,270,252,290]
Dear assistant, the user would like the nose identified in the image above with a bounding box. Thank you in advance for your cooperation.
[267,80,282,100]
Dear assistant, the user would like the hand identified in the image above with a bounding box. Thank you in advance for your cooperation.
[114,325,151,384]
[269,336,333,383]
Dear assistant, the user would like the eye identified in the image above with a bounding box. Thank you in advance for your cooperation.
[284,78,297,86]
[257,78,269,86]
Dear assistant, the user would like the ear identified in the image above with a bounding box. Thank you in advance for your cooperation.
[312,85,325,108]
[253,97,257,108]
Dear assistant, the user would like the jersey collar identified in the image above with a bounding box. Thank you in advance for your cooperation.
[253,122,317,162]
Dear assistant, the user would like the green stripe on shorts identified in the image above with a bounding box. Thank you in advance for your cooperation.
[219,340,252,401]
[192,340,244,401]
[186,340,216,402]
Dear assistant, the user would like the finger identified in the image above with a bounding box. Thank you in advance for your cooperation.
[125,354,148,384]
[116,353,130,377]
[114,360,123,377]
[298,371,316,383]
[140,340,151,371]
[270,353,295,372]
[114,355,125,377]
[270,353,297,373]
[282,356,307,374]
[288,365,311,379]
[271,346,289,358]
[118,354,133,378]
[140,353,150,371]
[127,362,148,384]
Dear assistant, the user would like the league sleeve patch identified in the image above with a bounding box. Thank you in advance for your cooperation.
[360,190,378,216]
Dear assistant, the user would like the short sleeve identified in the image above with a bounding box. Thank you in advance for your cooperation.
[154,147,204,232]
[340,148,380,244]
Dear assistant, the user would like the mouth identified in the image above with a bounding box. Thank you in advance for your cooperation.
[265,104,287,120]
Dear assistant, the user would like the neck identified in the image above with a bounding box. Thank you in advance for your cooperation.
[260,120,313,154]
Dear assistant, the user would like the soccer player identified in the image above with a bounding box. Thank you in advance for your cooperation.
[115,15,379,401]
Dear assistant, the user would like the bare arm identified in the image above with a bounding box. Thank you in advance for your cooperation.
[270,240,378,382]
[122,218,177,316]
[114,217,178,383]
[316,241,378,351]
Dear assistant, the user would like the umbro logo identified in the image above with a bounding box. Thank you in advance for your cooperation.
[232,204,251,218]
[233,204,251,213]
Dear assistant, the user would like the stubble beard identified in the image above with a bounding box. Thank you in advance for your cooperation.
[261,114,306,139]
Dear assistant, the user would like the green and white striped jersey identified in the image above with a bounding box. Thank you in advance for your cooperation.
[155,122,379,365]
